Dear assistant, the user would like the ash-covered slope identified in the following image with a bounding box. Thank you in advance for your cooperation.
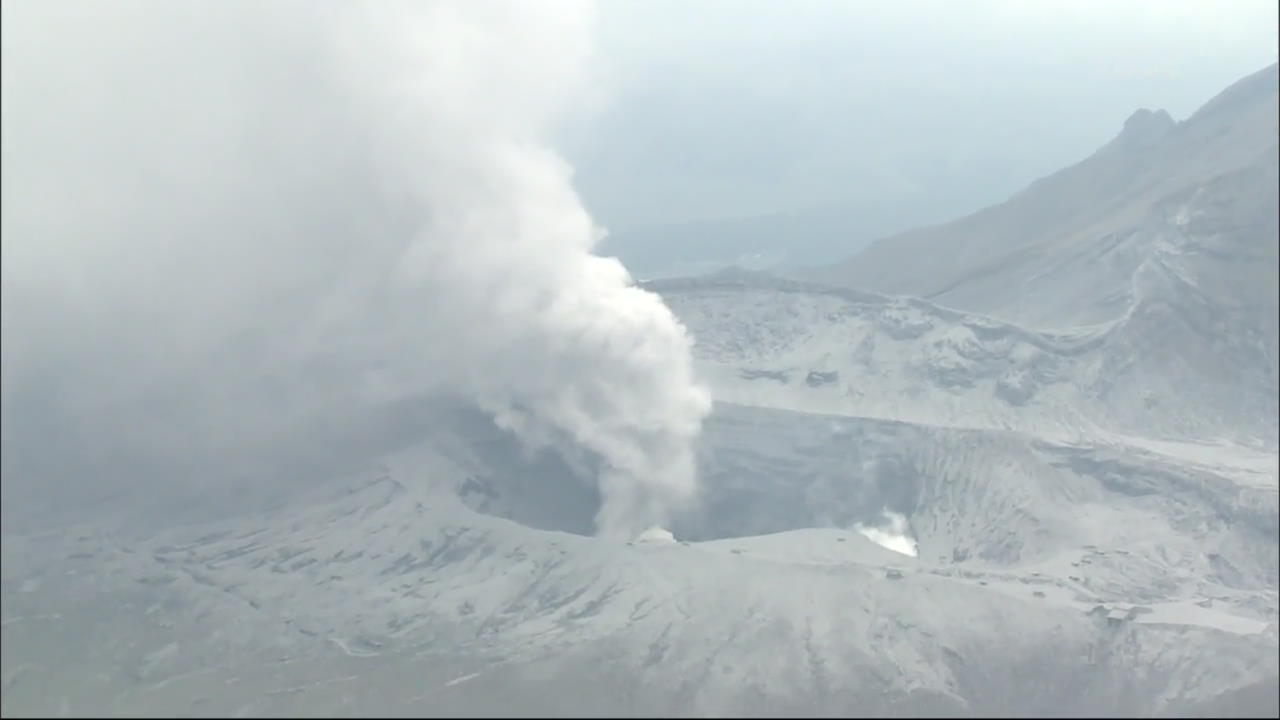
[3,403,1276,717]
[815,63,1278,335]
[651,272,1277,451]
[5,61,1277,720]
[6,282,1273,718]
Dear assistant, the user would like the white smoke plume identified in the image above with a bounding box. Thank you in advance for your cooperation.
[855,511,919,557]
[0,1,711,537]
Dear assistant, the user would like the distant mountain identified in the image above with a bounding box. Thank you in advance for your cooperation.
[814,63,1278,334]
[595,176,1013,281]
[596,198,935,281]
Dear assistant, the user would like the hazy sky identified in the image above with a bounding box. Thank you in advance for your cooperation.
[564,0,1280,231]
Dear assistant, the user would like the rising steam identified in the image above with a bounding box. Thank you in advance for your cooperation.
[0,1,710,536]
[855,511,919,557]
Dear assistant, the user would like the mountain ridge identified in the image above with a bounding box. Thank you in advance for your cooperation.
[813,62,1278,332]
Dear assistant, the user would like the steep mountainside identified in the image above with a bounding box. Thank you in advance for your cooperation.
[816,63,1278,334]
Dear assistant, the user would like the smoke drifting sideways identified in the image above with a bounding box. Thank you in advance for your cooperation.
[0,1,711,537]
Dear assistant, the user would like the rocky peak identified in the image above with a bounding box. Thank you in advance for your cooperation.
[1113,107,1176,150]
